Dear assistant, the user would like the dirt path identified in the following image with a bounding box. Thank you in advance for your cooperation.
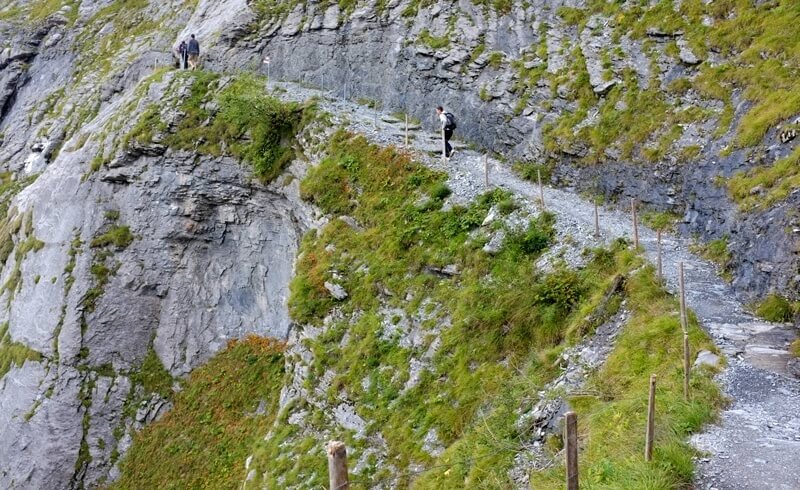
[276,83,800,489]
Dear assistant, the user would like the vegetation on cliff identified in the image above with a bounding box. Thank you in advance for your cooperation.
[111,336,286,490]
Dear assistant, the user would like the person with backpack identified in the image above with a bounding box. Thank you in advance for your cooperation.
[177,40,188,70]
[436,106,457,161]
[187,34,200,70]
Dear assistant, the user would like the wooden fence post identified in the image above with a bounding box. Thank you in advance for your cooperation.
[656,230,663,282]
[678,262,690,401]
[405,114,409,147]
[484,154,489,187]
[327,441,349,490]
[565,411,578,490]
[538,168,546,210]
[594,201,600,238]
[631,198,639,248]
[645,374,657,461]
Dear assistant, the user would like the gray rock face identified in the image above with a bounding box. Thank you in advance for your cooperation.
[0,7,319,483]
[204,0,799,303]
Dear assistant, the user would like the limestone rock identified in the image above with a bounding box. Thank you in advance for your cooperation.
[694,350,722,369]
[324,281,349,300]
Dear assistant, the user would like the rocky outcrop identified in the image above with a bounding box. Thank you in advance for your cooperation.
[0,44,319,489]
[197,0,798,302]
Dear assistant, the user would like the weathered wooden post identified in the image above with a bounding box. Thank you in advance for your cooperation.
[484,154,489,187]
[645,374,657,461]
[656,230,663,282]
[594,201,600,238]
[631,198,639,248]
[405,114,409,147]
[565,411,578,490]
[327,441,349,490]
[678,262,690,401]
[538,168,546,210]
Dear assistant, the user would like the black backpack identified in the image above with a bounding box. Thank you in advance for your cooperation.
[445,112,457,130]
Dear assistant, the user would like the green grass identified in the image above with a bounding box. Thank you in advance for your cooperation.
[129,72,314,183]
[726,145,800,211]
[129,347,175,401]
[240,130,714,488]
[112,336,285,490]
[529,266,725,489]
[754,294,799,323]
[0,322,43,380]
[90,225,134,249]
[690,237,732,281]
[418,29,450,50]
[641,211,680,232]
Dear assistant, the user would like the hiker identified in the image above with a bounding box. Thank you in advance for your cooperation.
[436,106,457,161]
[187,34,200,70]
[177,40,188,70]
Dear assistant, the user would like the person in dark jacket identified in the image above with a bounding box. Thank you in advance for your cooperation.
[177,40,188,69]
[436,106,456,161]
[187,34,200,70]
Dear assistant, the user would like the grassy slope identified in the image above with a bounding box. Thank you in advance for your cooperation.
[543,0,800,208]
[529,268,724,489]
[109,125,722,488]
[110,336,286,490]
[249,131,721,488]
[122,71,314,183]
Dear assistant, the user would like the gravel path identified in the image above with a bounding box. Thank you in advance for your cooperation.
[275,83,800,489]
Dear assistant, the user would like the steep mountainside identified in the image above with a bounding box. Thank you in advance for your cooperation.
[0,0,797,488]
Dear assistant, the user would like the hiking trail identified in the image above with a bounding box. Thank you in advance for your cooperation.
[273,82,800,489]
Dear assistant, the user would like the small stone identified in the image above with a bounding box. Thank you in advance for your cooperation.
[324,282,348,300]
[694,350,722,369]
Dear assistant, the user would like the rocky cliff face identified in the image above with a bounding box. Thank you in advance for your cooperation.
[212,0,799,302]
[0,0,797,487]
[0,2,320,487]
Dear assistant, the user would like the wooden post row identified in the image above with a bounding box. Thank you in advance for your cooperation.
[565,411,578,490]
[327,441,349,490]
[645,374,657,461]
[678,262,690,401]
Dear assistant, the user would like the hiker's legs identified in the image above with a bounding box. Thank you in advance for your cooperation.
[444,129,453,157]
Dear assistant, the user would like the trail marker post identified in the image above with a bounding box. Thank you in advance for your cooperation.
[262,56,271,89]
[565,411,578,490]
[678,262,690,401]
[327,441,349,490]
[645,374,657,461]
